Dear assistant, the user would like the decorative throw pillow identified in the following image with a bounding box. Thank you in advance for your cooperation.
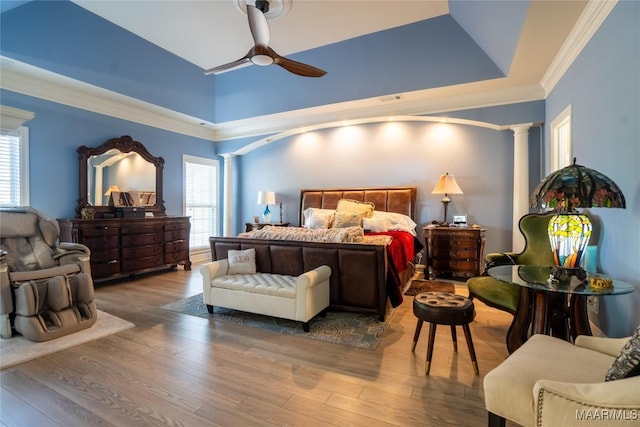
[332,211,365,228]
[227,248,256,275]
[605,325,640,381]
[336,199,375,218]
[363,217,390,232]
[303,208,334,229]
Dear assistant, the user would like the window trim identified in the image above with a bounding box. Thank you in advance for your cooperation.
[183,154,219,250]
[0,126,30,206]
[550,104,572,173]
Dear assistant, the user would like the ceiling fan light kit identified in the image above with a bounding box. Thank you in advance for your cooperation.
[206,0,326,77]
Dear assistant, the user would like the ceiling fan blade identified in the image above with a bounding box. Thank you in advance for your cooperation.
[273,55,327,78]
[247,4,270,46]
[204,49,253,75]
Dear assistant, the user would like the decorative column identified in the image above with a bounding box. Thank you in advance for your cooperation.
[221,154,237,237]
[511,124,532,252]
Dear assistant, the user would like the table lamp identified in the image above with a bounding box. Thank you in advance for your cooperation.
[530,158,625,275]
[257,191,276,223]
[431,173,463,225]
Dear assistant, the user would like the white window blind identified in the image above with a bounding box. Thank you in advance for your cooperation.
[184,155,218,249]
[0,127,29,206]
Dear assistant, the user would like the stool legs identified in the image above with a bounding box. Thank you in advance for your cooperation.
[413,322,479,376]
[450,325,458,352]
[411,319,423,352]
[425,323,437,375]
[462,324,479,375]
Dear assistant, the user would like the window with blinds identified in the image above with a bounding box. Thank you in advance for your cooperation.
[0,127,29,206]
[183,154,219,249]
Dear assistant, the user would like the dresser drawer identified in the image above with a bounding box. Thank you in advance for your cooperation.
[90,248,120,263]
[122,255,164,272]
[120,224,163,235]
[80,225,120,238]
[90,260,121,278]
[164,230,189,241]
[121,232,163,247]
[164,221,188,231]
[165,250,189,265]
[122,244,163,259]
[82,235,120,250]
[165,240,188,253]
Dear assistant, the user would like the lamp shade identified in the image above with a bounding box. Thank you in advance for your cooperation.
[530,159,625,211]
[257,191,276,205]
[104,184,120,196]
[431,173,463,195]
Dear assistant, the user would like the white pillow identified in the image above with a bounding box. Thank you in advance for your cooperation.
[303,208,334,229]
[227,248,256,274]
[372,211,417,235]
[363,217,390,232]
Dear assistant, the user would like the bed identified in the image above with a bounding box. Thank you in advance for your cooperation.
[208,186,421,320]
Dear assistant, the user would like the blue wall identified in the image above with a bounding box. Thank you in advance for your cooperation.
[232,113,542,256]
[545,1,639,336]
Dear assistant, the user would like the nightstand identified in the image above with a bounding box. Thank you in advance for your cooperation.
[245,222,290,232]
[424,226,486,280]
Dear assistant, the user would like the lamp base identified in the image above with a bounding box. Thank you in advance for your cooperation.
[549,266,587,284]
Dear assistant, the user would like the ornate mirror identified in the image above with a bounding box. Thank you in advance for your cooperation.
[76,135,165,217]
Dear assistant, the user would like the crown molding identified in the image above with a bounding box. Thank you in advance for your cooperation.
[0,104,35,131]
[540,0,617,95]
[1,54,545,143]
[0,56,218,141]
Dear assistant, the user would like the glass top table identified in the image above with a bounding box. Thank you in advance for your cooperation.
[487,265,636,350]
[488,265,636,296]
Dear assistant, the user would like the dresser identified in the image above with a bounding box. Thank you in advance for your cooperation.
[58,216,191,283]
[424,226,486,280]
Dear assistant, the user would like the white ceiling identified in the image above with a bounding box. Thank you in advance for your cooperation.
[73,0,451,72]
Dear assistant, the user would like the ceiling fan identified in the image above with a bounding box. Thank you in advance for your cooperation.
[204,0,326,77]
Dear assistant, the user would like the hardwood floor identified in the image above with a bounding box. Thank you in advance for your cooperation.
[0,265,518,427]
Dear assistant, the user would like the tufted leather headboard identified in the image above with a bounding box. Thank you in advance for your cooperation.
[299,187,417,226]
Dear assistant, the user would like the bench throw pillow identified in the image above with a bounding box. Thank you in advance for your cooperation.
[605,324,640,381]
[227,248,256,275]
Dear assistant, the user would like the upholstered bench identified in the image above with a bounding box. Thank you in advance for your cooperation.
[411,291,479,375]
[200,249,331,331]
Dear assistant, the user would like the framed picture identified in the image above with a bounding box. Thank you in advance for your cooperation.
[453,214,467,226]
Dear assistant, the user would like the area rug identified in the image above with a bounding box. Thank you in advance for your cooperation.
[404,279,456,296]
[160,294,392,350]
[0,310,134,370]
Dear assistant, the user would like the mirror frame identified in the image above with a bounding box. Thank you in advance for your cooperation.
[76,135,165,218]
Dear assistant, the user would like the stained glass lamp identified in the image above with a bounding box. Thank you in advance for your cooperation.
[530,158,626,273]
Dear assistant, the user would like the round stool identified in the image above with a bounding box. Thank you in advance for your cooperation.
[411,291,479,375]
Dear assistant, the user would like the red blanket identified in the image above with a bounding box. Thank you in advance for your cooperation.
[366,231,423,307]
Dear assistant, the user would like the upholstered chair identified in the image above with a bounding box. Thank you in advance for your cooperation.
[466,213,555,352]
[0,207,97,341]
[483,333,640,427]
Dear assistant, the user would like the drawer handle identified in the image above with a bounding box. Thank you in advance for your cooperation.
[107,260,118,264]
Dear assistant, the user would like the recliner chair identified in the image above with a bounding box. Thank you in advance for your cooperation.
[0,207,97,341]
[466,213,555,353]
